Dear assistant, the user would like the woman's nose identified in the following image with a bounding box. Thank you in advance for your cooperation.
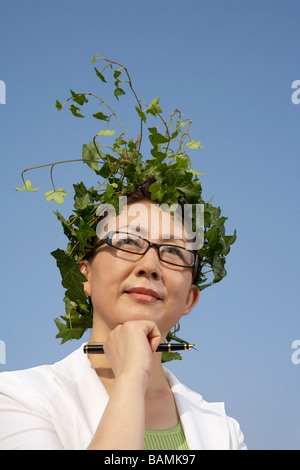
[133,246,162,280]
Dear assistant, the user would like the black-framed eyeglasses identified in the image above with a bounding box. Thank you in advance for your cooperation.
[97,231,199,270]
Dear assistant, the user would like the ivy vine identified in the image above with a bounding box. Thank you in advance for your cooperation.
[16,53,236,362]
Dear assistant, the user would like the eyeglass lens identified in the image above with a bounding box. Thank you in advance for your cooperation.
[109,232,194,267]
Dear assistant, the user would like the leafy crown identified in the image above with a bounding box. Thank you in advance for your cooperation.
[16,54,236,362]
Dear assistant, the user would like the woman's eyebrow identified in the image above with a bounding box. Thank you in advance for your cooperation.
[160,236,186,246]
[117,224,186,244]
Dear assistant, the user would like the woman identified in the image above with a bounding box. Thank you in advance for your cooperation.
[0,192,246,450]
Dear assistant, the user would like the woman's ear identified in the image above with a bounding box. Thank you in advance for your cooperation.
[79,261,92,297]
[182,284,200,317]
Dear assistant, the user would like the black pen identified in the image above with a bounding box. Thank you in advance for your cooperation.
[83,343,195,354]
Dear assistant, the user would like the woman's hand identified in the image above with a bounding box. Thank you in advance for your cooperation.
[103,320,161,393]
[87,320,161,449]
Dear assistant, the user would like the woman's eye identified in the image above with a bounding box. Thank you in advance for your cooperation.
[120,237,137,245]
[114,235,141,249]
[162,246,184,260]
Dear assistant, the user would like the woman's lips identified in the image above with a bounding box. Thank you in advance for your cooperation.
[125,287,161,303]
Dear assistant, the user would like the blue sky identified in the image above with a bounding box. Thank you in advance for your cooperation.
[0,0,299,450]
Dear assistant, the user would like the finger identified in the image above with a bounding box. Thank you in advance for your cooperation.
[149,335,161,353]
[143,321,161,353]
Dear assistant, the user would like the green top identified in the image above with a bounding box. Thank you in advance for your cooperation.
[144,421,189,450]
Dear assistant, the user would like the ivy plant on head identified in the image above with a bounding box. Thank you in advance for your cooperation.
[16,53,236,363]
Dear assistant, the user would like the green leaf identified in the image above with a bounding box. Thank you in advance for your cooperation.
[92,111,109,121]
[204,203,221,227]
[223,230,237,246]
[163,169,199,200]
[170,128,179,139]
[135,106,147,123]
[146,98,163,116]
[44,188,68,204]
[148,180,165,202]
[55,100,62,110]
[206,225,222,245]
[73,182,90,210]
[97,129,116,137]
[63,296,77,316]
[177,182,200,199]
[70,90,88,106]
[54,211,77,240]
[113,70,122,80]
[221,230,237,255]
[98,162,113,178]
[124,162,140,182]
[51,249,87,303]
[212,255,227,282]
[175,154,190,170]
[114,87,126,100]
[54,313,86,343]
[161,352,182,363]
[104,183,117,200]
[75,219,96,248]
[82,142,101,173]
[178,121,188,129]
[185,139,204,150]
[55,324,85,343]
[94,66,107,83]
[16,178,39,192]
[54,295,92,343]
[70,104,84,118]
[165,168,191,186]
[148,128,170,147]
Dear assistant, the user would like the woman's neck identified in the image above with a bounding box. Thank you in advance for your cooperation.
[88,348,167,395]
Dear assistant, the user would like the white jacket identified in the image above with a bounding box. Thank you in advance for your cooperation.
[0,345,246,450]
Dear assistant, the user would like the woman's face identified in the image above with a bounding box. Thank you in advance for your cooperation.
[80,200,200,340]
